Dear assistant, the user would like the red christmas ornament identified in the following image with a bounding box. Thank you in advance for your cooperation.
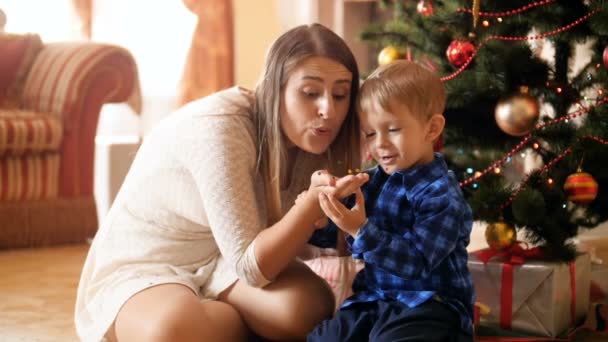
[603,46,608,69]
[563,171,598,204]
[446,40,475,68]
[417,0,434,16]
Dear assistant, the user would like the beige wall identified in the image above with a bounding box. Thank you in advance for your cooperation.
[233,0,281,89]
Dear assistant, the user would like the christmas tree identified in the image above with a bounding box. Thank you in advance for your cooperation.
[360,0,608,261]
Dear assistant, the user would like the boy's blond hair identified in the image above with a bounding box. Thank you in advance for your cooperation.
[358,60,446,122]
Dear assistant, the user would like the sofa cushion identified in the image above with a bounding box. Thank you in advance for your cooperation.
[0,152,60,201]
[0,33,43,108]
[0,109,63,156]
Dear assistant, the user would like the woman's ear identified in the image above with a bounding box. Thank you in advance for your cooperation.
[426,114,445,142]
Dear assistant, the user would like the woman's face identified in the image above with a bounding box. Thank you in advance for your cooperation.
[280,56,353,155]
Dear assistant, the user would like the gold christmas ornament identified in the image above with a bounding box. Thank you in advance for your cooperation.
[485,222,517,250]
[378,46,401,66]
[495,90,540,136]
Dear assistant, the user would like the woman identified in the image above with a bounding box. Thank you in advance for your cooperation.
[75,23,365,341]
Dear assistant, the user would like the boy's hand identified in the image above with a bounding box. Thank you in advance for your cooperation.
[319,187,367,237]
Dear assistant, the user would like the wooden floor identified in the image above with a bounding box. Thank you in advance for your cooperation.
[0,227,607,341]
[0,244,87,341]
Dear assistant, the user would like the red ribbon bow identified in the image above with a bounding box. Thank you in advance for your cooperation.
[475,242,544,265]
[474,243,544,330]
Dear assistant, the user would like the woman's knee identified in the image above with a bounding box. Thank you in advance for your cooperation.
[220,261,335,340]
[147,301,247,342]
[113,284,248,342]
[279,267,335,324]
[260,262,336,339]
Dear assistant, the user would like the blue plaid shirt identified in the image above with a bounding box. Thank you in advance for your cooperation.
[310,153,475,334]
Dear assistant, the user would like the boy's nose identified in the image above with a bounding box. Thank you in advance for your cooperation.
[375,134,388,147]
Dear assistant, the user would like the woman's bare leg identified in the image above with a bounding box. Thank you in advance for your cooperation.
[108,283,249,342]
[219,260,335,341]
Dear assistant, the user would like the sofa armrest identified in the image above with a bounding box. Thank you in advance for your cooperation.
[21,42,141,197]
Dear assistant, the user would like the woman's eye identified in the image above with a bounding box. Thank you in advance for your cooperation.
[333,94,347,100]
[365,132,376,138]
[302,88,319,98]
[388,128,401,133]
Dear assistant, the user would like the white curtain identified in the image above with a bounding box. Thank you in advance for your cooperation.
[0,0,81,41]
[92,0,196,136]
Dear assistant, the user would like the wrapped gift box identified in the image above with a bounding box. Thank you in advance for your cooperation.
[469,252,590,337]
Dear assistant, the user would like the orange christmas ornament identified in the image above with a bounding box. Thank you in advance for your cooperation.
[563,171,598,204]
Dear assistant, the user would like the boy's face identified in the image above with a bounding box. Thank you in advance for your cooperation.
[360,101,436,174]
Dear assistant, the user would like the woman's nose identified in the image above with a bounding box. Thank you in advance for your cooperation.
[318,95,335,119]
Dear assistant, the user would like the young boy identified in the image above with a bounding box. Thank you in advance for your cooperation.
[308,60,475,341]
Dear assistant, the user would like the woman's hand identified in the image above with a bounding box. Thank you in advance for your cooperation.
[319,187,366,237]
[298,170,369,228]
[308,170,369,199]
[295,190,328,229]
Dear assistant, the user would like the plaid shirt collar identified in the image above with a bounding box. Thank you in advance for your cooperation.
[369,153,448,200]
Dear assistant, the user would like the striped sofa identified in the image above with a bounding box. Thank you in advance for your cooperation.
[0,35,141,249]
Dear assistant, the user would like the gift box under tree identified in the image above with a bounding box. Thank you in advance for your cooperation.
[469,248,590,338]
[590,262,608,304]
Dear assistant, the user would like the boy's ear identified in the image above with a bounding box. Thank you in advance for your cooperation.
[426,114,445,142]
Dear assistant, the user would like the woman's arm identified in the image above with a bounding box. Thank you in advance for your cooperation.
[182,110,366,286]
[255,173,368,280]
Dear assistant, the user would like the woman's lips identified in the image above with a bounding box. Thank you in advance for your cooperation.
[312,127,331,136]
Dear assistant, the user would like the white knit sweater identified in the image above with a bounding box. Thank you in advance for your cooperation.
[75,87,324,341]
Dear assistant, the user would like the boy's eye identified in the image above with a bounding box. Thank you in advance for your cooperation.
[388,128,401,133]
[364,132,376,138]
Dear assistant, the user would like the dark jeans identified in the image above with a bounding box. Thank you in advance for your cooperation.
[307,299,473,342]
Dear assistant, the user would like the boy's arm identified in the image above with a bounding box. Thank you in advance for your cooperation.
[351,192,467,279]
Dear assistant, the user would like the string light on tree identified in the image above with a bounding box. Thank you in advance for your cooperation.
[416,0,434,16]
